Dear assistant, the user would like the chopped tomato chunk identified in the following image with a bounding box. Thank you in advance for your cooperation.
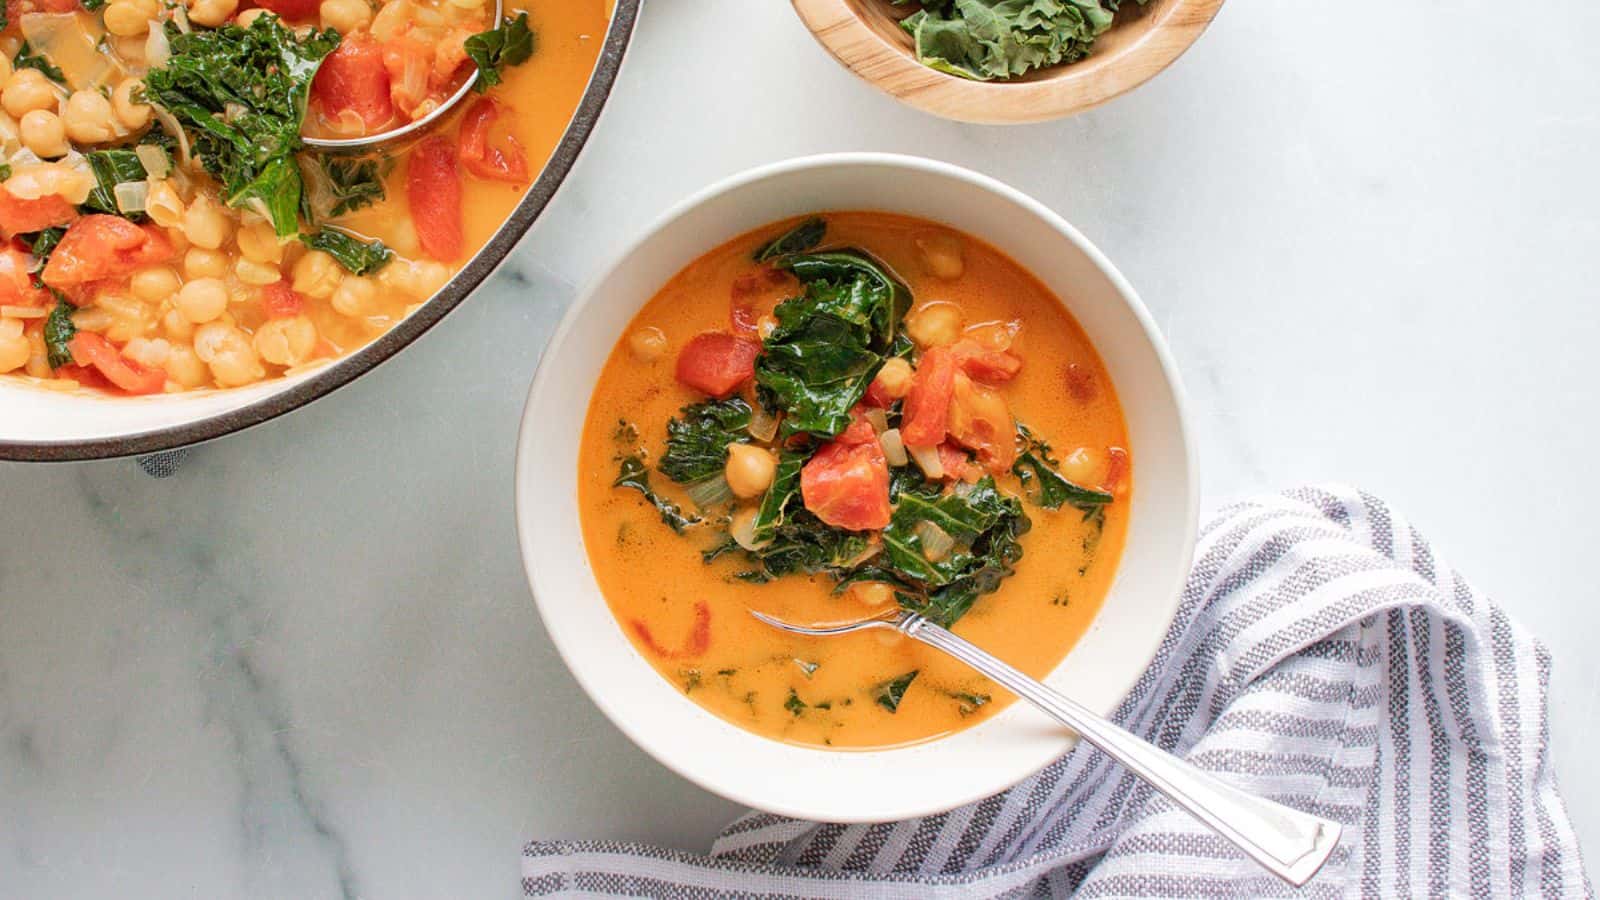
[801,437,891,531]
[250,0,321,19]
[835,406,878,445]
[952,339,1022,384]
[899,345,956,447]
[42,216,173,290]
[674,332,759,398]
[947,372,1016,473]
[1104,446,1130,496]
[1063,362,1097,404]
[458,98,530,184]
[312,36,394,131]
[0,186,77,237]
[406,136,463,261]
[0,241,49,307]
[67,332,166,394]
[862,379,892,408]
[260,281,305,318]
[938,443,978,483]
[628,601,711,659]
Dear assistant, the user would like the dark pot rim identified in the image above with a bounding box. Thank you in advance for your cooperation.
[0,0,641,463]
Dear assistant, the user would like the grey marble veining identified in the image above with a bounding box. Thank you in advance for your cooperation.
[3,1,1598,896]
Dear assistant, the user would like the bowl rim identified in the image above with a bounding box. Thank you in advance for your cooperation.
[0,0,641,463]
[515,151,1200,822]
[790,0,1226,124]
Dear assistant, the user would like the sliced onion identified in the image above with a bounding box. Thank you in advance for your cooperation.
[879,428,908,467]
[113,179,148,213]
[730,508,770,552]
[146,24,170,66]
[151,104,190,169]
[908,443,944,480]
[685,474,734,510]
[747,402,779,442]
[864,407,888,435]
[134,144,170,179]
[915,520,954,563]
[171,4,191,33]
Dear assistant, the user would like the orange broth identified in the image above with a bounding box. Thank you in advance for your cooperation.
[578,212,1131,749]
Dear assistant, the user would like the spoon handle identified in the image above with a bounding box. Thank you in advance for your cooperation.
[900,613,1341,886]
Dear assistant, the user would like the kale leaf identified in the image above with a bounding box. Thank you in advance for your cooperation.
[877,476,1031,626]
[658,398,751,485]
[756,250,911,438]
[299,228,393,275]
[614,455,698,534]
[753,509,871,579]
[753,217,825,263]
[873,671,918,713]
[1011,423,1113,512]
[898,0,1131,82]
[749,447,806,546]
[143,18,339,237]
[82,149,154,218]
[27,227,66,261]
[465,11,535,92]
[43,297,75,369]
[312,155,388,218]
[13,42,64,84]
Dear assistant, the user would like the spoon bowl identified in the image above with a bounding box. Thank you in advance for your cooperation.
[301,0,503,152]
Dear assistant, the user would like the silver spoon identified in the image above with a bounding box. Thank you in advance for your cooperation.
[750,608,1342,887]
[301,0,504,152]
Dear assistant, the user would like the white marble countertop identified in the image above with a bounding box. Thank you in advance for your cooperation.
[3,2,1597,896]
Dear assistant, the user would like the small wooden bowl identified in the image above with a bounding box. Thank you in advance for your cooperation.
[792,0,1225,124]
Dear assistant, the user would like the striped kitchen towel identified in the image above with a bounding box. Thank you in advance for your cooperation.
[522,485,1591,898]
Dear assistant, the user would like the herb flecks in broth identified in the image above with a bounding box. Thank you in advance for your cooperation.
[580,212,1132,749]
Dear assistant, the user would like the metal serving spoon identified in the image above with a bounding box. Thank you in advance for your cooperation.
[301,0,503,152]
[750,608,1342,887]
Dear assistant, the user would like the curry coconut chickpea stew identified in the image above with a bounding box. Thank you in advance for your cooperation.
[0,0,606,392]
[580,213,1132,749]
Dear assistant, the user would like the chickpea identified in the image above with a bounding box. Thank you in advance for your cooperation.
[320,0,373,33]
[235,220,283,264]
[376,258,448,299]
[62,90,116,144]
[163,343,208,387]
[915,233,965,280]
[626,326,666,362]
[184,247,229,280]
[186,0,240,28]
[130,266,181,303]
[2,69,58,119]
[725,443,777,499]
[175,277,229,324]
[0,318,29,373]
[192,322,262,387]
[330,275,378,317]
[234,258,282,286]
[160,306,194,341]
[904,302,964,348]
[19,110,68,158]
[121,337,171,369]
[1060,447,1100,486]
[253,314,317,366]
[182,195,232,250]
[291,249,343,300]
[104,0,160,36]
[110,78,152,130]
[871,356,913,400]
[847,581,894,607]
[97,292,150,343]
[0,56,12,86]
[234,7,271,26]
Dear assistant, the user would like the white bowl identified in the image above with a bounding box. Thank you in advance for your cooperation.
[0,1,641,463]
[515,153,1197,823]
